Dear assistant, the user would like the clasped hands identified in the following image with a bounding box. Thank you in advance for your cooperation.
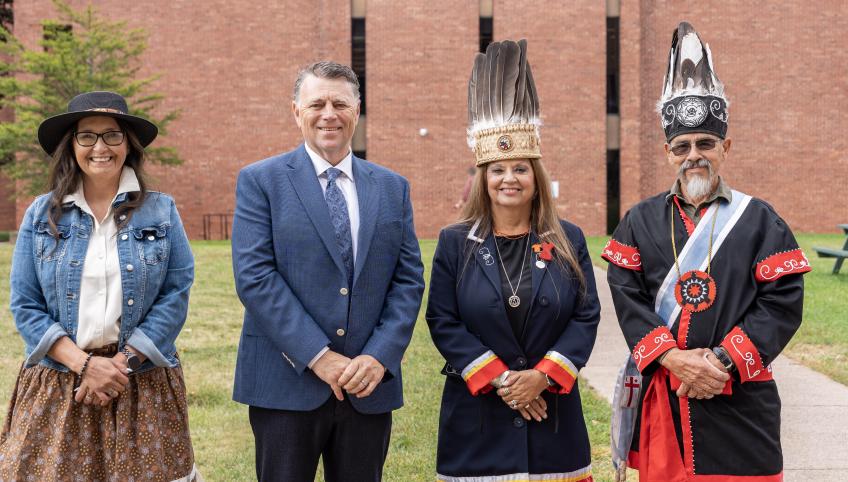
[493,370,550,422]
[74,353,131,407]
[312,351,385,401]
[660,347,730,400]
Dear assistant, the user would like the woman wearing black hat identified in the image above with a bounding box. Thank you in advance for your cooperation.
[0,91,199,481]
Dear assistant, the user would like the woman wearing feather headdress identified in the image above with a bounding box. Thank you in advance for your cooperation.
[425,40,600,481]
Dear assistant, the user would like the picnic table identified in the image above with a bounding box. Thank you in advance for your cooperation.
[813,224,848,274]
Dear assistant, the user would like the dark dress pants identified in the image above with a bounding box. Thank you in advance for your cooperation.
[249,396,392,482]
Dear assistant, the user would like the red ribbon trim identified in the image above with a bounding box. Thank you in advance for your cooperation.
[720,326,767,383]
[673,196,696,236]
[465,358,509,396]
[601,238,643,272]
[639,367,687,482]
[632,326,677,372]
[755,249,812,283]
[534,358,576,394]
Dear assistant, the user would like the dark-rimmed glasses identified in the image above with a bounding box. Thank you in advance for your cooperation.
[74,130,125,147]
[670,138,719,157]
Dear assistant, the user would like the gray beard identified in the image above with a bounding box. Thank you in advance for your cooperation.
[678,159,715,201]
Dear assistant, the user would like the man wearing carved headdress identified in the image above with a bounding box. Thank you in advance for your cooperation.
[603,22,810,482]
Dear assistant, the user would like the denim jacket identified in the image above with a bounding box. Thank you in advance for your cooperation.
[10,190,194,374]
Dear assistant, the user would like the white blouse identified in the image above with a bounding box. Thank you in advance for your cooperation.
[63,167,140,350]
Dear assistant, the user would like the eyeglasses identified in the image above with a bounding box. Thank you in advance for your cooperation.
[74,130,125,147]
[670,138,719,157]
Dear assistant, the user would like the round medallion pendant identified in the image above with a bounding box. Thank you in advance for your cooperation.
[508,295,521,308]
[674,270,716,313]
[676,96,708,127]
[497,134,514,152]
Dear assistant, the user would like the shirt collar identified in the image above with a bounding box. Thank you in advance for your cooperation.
[666,176,732,206]
[62,166,142,209]
[304,143,354,182]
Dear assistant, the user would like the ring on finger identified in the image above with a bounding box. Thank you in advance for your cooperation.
[503,387,510,396]
[509,400,517,409]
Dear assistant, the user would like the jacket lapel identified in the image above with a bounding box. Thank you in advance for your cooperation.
[352,156,376,287]
[286,145,348,278]
[529,231,549,305]
[469,226,526,354]
[472,231,503,295]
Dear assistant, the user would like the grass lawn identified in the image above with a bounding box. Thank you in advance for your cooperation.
[0,241,617,481]
[2,232,840,479]
[783,233,848,385]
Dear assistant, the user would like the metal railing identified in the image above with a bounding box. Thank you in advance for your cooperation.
[202,213,233,240]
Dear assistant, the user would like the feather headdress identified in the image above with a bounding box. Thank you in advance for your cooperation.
[467,39,541,166]
[658,22,729,141]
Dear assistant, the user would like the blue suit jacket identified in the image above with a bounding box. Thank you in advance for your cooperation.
[231,145,425,414]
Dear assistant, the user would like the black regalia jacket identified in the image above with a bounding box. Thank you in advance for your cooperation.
[603,190,810,482]
[426,220,600,482]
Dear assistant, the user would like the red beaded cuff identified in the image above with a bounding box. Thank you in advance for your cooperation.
[720,326,767,383]
[632,326,676,372]
[601,239,642,272]
[755,249,811,283]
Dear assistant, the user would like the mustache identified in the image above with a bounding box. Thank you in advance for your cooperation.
[678,158,711,176]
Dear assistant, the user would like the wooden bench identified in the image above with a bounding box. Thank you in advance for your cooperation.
[813,224,848,274]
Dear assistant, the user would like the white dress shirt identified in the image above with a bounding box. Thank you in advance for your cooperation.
[304,143,360,262]
[303,144,360,368]
[63,167,140,350]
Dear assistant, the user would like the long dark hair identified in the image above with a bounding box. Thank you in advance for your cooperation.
[46,118,148,237]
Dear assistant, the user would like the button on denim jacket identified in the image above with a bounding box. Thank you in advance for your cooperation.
[10,191,194,374]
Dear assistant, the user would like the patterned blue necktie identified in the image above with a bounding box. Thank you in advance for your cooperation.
[324,167,354,286]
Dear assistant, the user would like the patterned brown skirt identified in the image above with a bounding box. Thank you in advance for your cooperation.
[0,354,198,482]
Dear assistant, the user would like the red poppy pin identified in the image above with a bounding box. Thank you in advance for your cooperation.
[532,242,555,261]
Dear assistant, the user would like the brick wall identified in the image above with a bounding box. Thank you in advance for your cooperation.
[619,1,848,233]
[8,1,845,237]
[496,0,607,235]
[13,0,351,238]
[367,1,478,238]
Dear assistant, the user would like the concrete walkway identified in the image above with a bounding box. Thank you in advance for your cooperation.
[583,267,848,482]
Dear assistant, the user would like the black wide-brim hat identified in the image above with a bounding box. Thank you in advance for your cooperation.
[38,91,158,155]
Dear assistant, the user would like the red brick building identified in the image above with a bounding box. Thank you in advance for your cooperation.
[5,1,845,238]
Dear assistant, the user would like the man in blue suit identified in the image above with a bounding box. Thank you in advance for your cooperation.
[231,61,425,482]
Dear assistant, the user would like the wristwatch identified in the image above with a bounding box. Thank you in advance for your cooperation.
[712,346,735,373]
[122,347,142,371]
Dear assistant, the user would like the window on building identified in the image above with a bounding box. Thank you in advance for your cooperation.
[606,14,621,233]
[352,18,365,115]
[351,4,366,157]
[479,0,493,52]
[0,0,12,42]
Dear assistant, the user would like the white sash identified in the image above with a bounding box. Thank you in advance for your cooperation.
[653,190,752,327]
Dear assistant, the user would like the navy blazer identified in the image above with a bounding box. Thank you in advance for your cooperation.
[231,145,425,414]
[427,221,601,395]
[425,221,601,477]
